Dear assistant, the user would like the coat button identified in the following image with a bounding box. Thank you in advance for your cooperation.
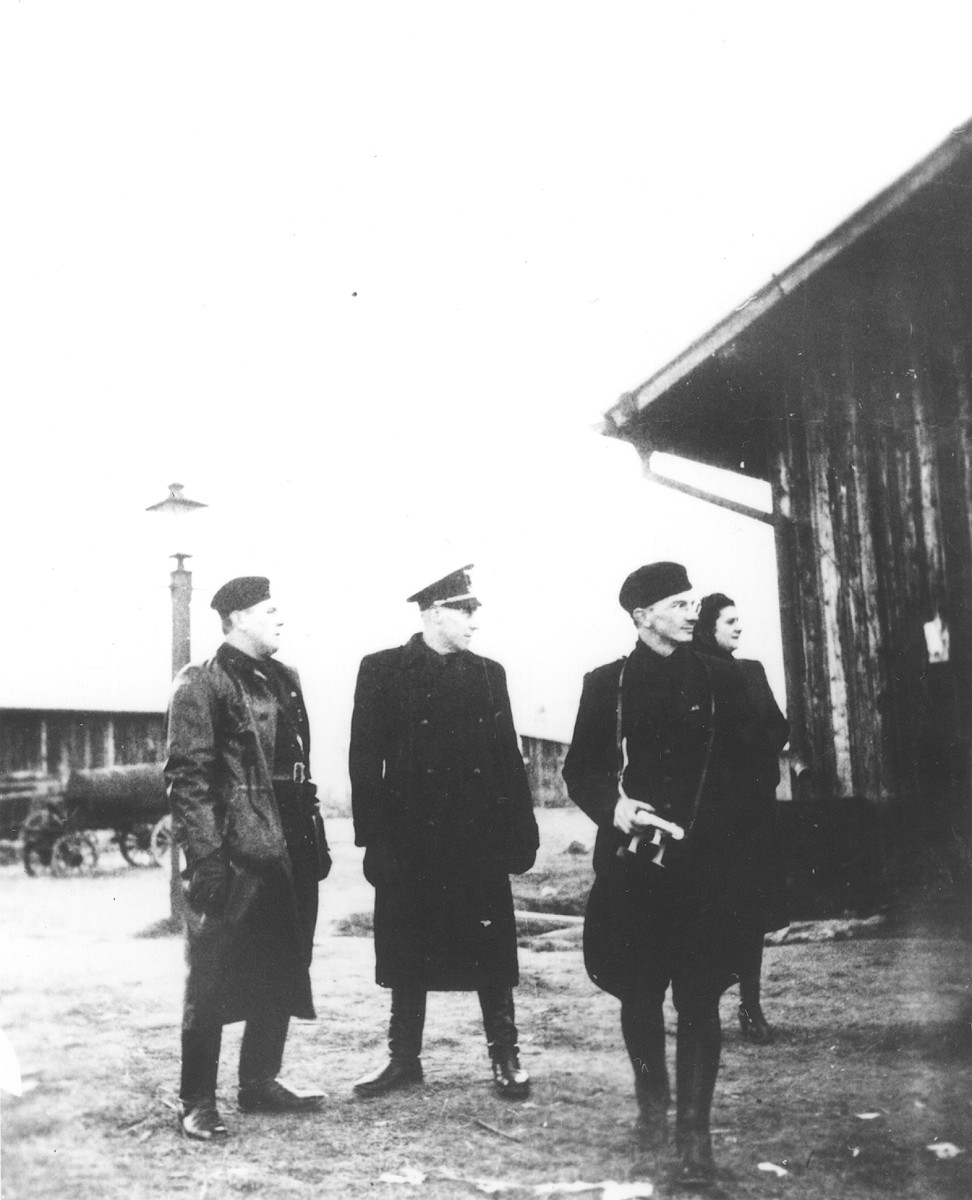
[472,768,482,776]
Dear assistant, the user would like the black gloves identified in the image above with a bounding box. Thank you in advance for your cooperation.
[507,848,537,875]
[311,811,332,881]
[362,840,401,888]
[318,844,333,881]
[186,851,230,916]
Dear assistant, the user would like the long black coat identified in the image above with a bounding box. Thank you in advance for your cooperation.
[166,643,325,1029]
[349,634,539,991]
[562,641,764,1001]
[732,657,790,933]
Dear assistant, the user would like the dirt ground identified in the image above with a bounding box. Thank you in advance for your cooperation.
[1,810,971,1200]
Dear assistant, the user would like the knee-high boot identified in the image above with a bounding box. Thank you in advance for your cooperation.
[674,1012,721,1185]
[738,935,773,1043]
[621,996,670,1150]
[353,986,426,1097]
[479,986,529,1098]
[389,985,426,1060]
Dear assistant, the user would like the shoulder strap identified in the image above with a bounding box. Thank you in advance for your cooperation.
[683,654,717,834]
[614,653,716,835]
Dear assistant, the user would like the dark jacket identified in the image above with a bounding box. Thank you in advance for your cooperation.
[726,655,790,932]
[349,633,539,991]
[165,643,324,1028]
[562,640,762,998]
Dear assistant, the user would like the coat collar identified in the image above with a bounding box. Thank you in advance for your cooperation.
[217,640,277,685]
[402,631,470,670]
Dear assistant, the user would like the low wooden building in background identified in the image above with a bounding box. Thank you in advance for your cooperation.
[0,707,163,838]
[602,120,972,908]
[520,732,571,807]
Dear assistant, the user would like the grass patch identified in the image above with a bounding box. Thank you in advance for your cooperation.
[334,910,374,937]
[513,813,594,917]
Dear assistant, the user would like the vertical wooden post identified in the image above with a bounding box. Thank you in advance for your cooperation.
[169,554,192,922]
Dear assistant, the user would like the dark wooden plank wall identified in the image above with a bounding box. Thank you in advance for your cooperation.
[0,711,165,780]
[767,209,972,839]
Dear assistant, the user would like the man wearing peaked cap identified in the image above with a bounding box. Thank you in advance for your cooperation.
[562,562,764,1187]
[165,576,332,1141]
[405,564,481,611]
[349,564,539,1100]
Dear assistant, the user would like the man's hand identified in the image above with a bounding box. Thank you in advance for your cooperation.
[187,851,230,916]
[507,848,537,875]
[613,795,658,837]
[362,840,400,888]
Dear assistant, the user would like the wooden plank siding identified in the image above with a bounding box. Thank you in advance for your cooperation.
[0,709,164,783]
[602,130,972,885]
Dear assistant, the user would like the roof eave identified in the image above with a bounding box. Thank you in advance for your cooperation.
[603,117,972,435]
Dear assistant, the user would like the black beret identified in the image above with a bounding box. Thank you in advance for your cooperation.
[406,564,480,611]
[210,576,271,617]
[618,562,692,613]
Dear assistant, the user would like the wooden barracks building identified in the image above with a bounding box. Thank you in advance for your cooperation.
[603,120,972,905]
[0,707,163,839]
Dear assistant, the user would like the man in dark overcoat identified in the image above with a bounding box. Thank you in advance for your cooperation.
[562,562,763,1188]
[166,576,331,1140]
[349,565,539,1099]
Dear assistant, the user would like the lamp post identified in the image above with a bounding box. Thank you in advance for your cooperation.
[147,482,208,922]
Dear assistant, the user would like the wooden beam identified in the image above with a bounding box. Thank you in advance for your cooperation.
[605,120,972,433]
[642,465,775,525]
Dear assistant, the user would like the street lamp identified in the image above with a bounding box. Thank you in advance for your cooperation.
[147,482,208,922]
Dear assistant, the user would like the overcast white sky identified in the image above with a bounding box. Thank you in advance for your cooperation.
[3,3,972,790]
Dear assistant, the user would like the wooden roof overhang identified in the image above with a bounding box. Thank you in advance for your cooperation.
[601,118,972,485]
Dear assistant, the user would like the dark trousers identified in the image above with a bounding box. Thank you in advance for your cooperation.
[180,1009,291,1105]
[386,985,518,1059]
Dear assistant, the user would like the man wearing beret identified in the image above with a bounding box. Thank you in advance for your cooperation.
[563,562,764,1187]
[165,576,331,1140]
[349,566,540,1100]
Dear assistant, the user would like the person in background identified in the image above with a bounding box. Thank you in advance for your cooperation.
[693,592,790,1044]
[166,576,331,1141]
[349,565,539,1100]
[563,562,762,1187]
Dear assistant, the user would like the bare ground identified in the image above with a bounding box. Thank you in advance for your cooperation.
[1,810,970,1200]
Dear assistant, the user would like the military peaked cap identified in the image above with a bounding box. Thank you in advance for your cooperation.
[406,564,481,611]
[618,562,692,613]
[210,576,271,617]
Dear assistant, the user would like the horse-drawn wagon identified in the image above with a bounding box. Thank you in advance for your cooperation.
[21,764,172,875]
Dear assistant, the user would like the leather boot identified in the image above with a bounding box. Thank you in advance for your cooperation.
[179,1096,229,1141]
[621,994,670,1152]
[738,937,773,1043]
[673,1013,721,1188]
[634,1070,670,1152]
[480,987,530,1098]
[738,1002,773,1045]
[353,987,426,1097]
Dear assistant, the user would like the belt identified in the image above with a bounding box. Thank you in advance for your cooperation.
[271,763,308,784]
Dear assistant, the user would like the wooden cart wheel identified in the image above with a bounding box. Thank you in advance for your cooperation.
[50,831,100,875]
[22,839,55,876]
[149,815,173,866]
[119,823,157,868]
[20,808,63,876]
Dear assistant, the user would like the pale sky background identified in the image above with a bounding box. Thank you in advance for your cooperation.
[3,3,972,793]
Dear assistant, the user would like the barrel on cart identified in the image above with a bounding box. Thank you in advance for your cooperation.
[21,764,172,876]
